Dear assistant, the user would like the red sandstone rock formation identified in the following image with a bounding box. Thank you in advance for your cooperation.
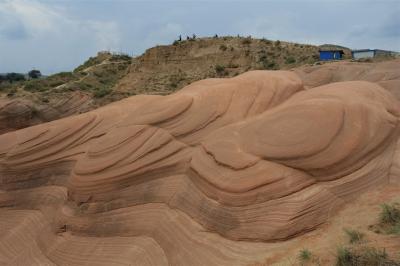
[0,71,399,265]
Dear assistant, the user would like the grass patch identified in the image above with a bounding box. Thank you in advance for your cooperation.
[380,203,400,226]
[298,248,312,262]
[336,246,399,266]
[336,246,353,266]
[372,202,400,235]
[344,228,365,244]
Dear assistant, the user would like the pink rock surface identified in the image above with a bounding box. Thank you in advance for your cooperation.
[0,70,399,265]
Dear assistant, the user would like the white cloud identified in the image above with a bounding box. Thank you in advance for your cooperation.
[0,0,120,50]
[144,22,184,47]
[85,20,121,51]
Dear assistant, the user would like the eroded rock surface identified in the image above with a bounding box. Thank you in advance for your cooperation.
[1,71,399,265]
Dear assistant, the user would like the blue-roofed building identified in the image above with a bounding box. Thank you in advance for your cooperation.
[319,49,344,61]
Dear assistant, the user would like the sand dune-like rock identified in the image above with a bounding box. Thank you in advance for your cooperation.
[293,59,400,98]
[0,91,93,134]
[0,70,399,265]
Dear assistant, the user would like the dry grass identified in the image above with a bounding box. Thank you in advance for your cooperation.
[336,246,399,266]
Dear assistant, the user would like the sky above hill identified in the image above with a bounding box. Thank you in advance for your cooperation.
[0,0,399,74]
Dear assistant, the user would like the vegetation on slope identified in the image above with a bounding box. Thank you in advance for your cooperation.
[0,36,358,110]
[370,202,400,235]
[0,51,132,103]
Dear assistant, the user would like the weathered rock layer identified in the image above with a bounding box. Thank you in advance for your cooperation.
[1,70,399,265]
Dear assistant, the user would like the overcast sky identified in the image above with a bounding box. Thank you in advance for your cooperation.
[0,0,399,74]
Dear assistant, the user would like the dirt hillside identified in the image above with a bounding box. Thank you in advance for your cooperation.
[115,36,322,95]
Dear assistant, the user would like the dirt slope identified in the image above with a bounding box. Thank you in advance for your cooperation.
[115,36,322,95]
[1,70,399,265]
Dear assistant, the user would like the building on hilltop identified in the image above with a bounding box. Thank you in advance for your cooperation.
[319,49,344,61]
[351,49,397,60]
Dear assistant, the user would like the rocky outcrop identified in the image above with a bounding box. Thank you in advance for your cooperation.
[0,91,93,134]
[293,59,400,99]
[1,70,399,265]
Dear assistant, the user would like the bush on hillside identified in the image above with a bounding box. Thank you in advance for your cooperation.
[377,203,400,234]
[28,69,42,79]
[215,65,226,75]
[242,37,252,45]
[5,73,25,83]
[285,56,296,64]
[93,87,112,98]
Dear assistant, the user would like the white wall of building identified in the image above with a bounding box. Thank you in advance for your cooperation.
[353,50,375,59]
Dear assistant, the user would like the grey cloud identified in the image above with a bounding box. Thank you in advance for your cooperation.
[1,0,398,74]
[0,22,30,40]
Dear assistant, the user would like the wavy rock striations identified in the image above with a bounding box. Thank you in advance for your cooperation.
[1,70,399,265]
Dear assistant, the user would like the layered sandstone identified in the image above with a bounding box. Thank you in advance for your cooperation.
[0,71,399,265]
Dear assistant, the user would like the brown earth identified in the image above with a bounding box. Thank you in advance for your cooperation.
[114,37,322,95]
[1,70,399,265]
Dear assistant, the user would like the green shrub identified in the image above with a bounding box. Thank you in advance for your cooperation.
[28,69,42,79]
[51,72,74,80]
[259,55,267,62]
[344,229,365,244]
[93,87,112,98]
[358,247,388,265]
[377,203,400,234]
[24,81,42,92]
[227,63,239,68]
[298,248,312,262]
[261,61,277,70]
[109,54,131,61]
[49,80,64,87]
[169,82,178,89]
[215,65,226,74]
[5,73,25,83]
[336,247,354,266]
[380,203,400,226]
[285,56,296,64]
